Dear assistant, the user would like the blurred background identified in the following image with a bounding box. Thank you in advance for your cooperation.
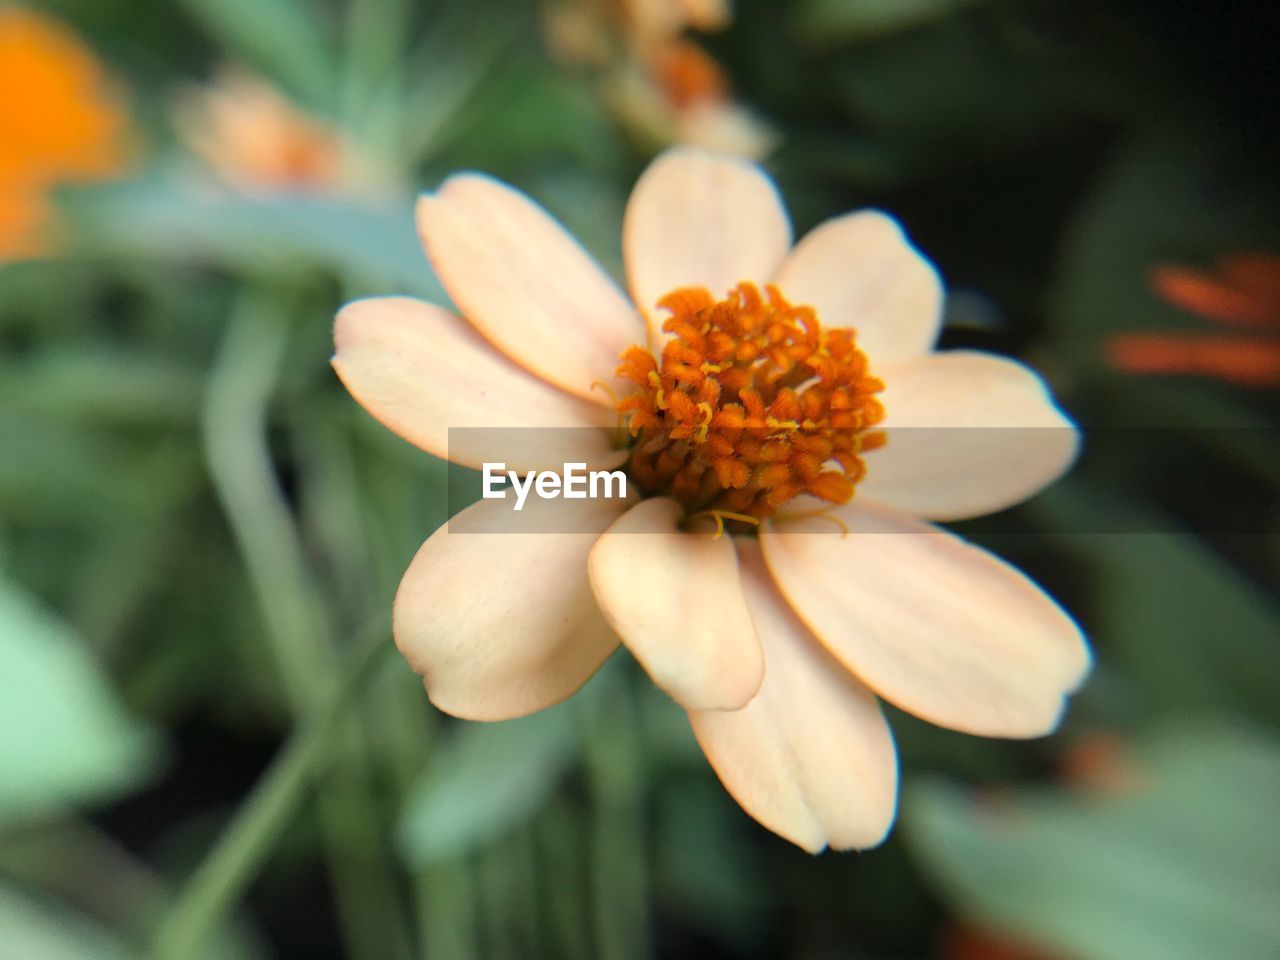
[1,0,1277,958]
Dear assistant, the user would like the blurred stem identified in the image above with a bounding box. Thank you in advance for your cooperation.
[0,818,262,959]
[537,798,592,960]
[0,819,154,925]
[292,386,444,959]
[200,292,411,960]
[340,0,409,170]
[201,293,328,701]
[401,18,516,166]
[150,620,391,960]
[422,858,481,960]
[580,666,652,960]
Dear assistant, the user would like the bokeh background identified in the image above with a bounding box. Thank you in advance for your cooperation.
[1,1,1277,958]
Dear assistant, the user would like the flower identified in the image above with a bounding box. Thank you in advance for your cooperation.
[544,0,775,158]
[173,66,351,194]
[607,36,777,159]
[1105,253,1280,388]
[0,6,132,259]
[332,148,1090,852]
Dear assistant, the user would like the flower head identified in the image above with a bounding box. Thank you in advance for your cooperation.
[545,0,775,158]
[0,6,132,259]
[333,148,1090,851]
[173,66,351,194]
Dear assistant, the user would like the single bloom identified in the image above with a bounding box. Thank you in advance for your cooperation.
[1106,252,1280,388]
[543,0,774,158]
[0,5,133,259]
[332,147,1090,852]
[172,65,356,194]
[607,36,777,159]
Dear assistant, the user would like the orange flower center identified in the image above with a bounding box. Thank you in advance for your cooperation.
[616,282,886,529]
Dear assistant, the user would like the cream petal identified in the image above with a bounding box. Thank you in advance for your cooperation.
[393,493,630,721]
[417,175,644,402]
[859,350,1079,521]
[623,147,792,343]
[689,540,898,853]
[333,296,624,473]
[761,500,1090,738]
[772,210,943,363]
[587,497,763,710]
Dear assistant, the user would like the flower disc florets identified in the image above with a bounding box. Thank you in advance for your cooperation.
[616,282,886,526]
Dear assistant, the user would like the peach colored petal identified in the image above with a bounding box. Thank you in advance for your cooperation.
[587,497,763,710]
[772,210,943,363]
[674,100,778,162]
[625,0,731,40]
[332,296,623,473]
[417,175,644,403]
[394,494,628,721]
[689,539,898,852]
[858,351,1079,521]
[623,147,791,343]
[761,500,1090,738]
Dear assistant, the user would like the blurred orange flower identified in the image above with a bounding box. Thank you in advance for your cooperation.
[0,6,133,259]
[544,0,775,158]
[173,67,351,193]
[1106,253,1280,388]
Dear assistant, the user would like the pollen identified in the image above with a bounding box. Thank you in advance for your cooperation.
[617,282,886,527]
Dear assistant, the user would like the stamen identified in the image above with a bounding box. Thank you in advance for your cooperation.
[686,509,762,540]
[615,281,885,525]
[590,379,619,403]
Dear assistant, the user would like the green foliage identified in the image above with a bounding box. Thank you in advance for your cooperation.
[1034,483,1280,723]
[0,885,127,960]
[64,180,445,302]
[0,348,201,424]
[179,0,336,106]
[0,580,158,826]
[906,722,1280,960]
[398,704,579,866]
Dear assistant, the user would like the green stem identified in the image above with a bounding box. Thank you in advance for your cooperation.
[580,666,652,960]
[150,622,390,960]
[340,0,409,166]
[200,292,411,960]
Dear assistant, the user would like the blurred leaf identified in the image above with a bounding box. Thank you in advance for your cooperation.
[0,416,197,523]
[653,779,770,949]
[798,0,984,46]
[64,179,445,303]
[825,17,1075,183]
[398,704,578,866]
[0,579,158,825]
[1033,482,1280,723]
[906,721,1280,960]
[0,885,127,960]
[433,54,621,178]
[179,0,334,106]
[0,349,201,424]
